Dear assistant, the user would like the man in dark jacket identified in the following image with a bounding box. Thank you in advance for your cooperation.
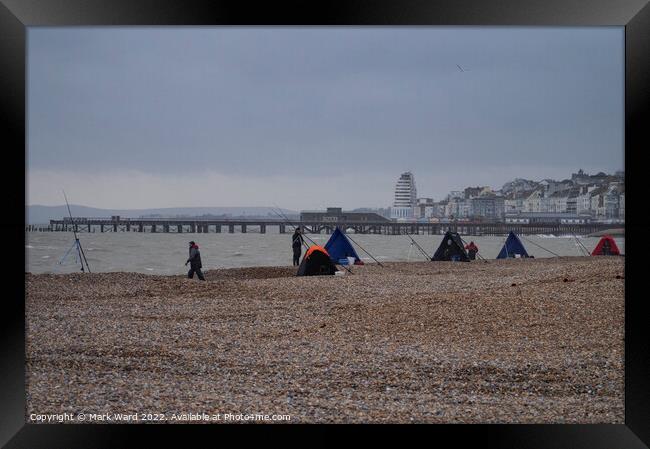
[292,228,304,266]
[601,238,612,256]
[185,241,206,280]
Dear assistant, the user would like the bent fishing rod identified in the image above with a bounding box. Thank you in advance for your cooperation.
[404,232,431,261]
[63,190,91,273]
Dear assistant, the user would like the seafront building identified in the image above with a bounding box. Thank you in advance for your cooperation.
[390,172,417,219]
[389,168,623,223]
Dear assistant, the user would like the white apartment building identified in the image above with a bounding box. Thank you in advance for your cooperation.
[391,172,417,219]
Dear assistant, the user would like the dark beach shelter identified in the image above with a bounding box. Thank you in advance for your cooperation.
[496,231,530,259]
[431,231,470,262]
[591,235,621,256]
[296,245,338,276]
[324,228,364,265]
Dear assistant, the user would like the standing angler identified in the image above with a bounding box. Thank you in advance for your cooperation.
[185,241,206,281]
[292,227,305,266]
[464,241,479,260]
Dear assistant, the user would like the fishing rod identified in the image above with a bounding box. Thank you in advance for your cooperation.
[62,190,91,273]
[343,231,384,268]
[269,207,311,249]
[404,232,431,261]
[572,232,590,256]
[271,206,353,274]
[519,234,561,258]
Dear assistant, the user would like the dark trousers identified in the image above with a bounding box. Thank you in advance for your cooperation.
[293,249,301,266]
[188,266,206,280]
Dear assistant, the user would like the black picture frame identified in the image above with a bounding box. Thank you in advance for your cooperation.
[2,0,648,447]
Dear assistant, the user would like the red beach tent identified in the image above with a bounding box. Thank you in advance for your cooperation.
[591,235,621,256]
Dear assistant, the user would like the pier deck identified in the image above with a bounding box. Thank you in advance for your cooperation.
[32,217,619,236]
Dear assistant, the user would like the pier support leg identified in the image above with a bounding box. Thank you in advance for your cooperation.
[100,224,104,233]
[260,224,266,234]
[215,225,221,233]
[279,224,286,234]
[126,223,130,232]
[241,224,247,233]
[229,224,235,233]
[151,224,157,233]
[190,224,196,233]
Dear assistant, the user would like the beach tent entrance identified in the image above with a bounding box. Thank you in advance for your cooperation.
[497,231,530,259]
[431,231,470,262]
[591,235,621,256]
[324,228,364,265]
[296,245,338,276]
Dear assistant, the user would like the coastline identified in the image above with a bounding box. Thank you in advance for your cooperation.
[26,257,624,423]
[587,228,625,237]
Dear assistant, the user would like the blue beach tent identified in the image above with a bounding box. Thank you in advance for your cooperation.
[497,231,530,259]
[324,228,364,265]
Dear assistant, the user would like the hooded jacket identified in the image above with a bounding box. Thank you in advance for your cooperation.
[187,243,202,269]
[292,232,304,251]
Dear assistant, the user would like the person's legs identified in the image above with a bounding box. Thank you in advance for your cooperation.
[187,267,195,278]
[196,268,206,281]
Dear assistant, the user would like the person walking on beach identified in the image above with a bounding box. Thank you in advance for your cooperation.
[465,241,479,261]
[185,241,206,280]
[292,227,304,266]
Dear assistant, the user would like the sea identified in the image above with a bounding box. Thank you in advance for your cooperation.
[25,232,625,275]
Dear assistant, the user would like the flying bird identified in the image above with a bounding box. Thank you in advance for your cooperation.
[457,64,465,72]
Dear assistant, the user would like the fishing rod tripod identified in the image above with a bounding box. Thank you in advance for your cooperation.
[59,236,91,273]
[58,190,91,273]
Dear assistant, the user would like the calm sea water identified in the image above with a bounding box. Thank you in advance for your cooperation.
[25,231,625,275]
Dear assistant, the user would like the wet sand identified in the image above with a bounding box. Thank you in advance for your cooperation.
[26,256,624,423]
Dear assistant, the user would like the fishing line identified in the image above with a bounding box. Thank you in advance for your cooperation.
[519,235,561,257]
[404,233,431,260]
[572,233,590,256]
[272,206,353,274]
[344,232,385,267]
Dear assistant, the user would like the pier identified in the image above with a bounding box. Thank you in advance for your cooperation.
[33,217,618,236]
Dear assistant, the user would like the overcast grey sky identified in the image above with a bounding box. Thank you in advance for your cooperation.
[27,27,623,209]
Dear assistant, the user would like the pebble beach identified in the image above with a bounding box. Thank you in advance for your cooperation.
[26,256,625,423]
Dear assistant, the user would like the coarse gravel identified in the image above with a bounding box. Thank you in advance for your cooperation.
[25,256,624,423]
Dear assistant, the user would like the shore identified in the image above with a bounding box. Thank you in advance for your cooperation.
[26,257,624,423]
[587,228,624,237]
